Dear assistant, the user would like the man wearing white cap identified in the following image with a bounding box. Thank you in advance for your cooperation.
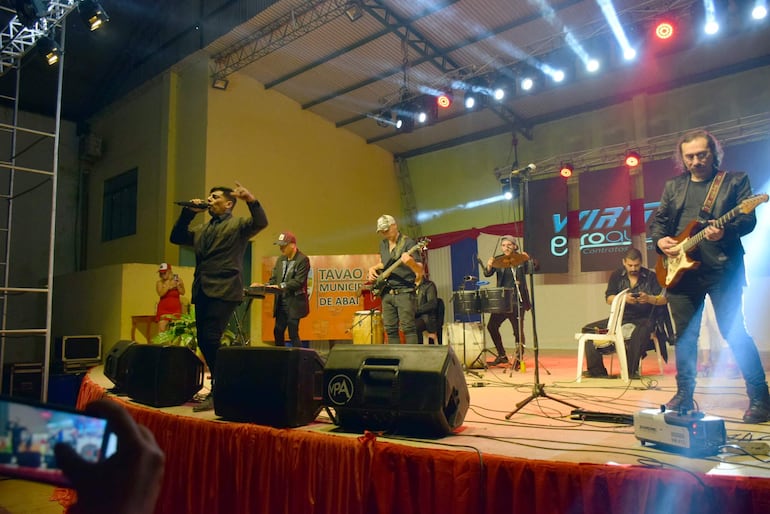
[367,215,423,344]
[267,231,310,347]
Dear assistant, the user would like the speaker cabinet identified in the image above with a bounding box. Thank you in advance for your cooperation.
[104,340,137,391]
[122,345,204,407]
[323,345,469,436]
[215,347,324,427]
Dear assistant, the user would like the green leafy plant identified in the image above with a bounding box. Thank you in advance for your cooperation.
[151,306,235,350]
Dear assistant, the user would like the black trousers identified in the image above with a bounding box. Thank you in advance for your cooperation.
[274,300,302,347]
[194,293,240,394]
[582,317,654,376]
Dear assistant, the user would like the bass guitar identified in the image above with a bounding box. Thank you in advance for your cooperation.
[360,239,430,297]
[655,193,768,288]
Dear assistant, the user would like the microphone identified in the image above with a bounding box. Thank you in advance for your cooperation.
[463,275,478,281]
[175,201,207,209]
[511,163,536,175]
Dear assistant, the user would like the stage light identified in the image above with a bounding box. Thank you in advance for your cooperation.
[37,36,62,66]
[394,103,414,133]
[344,1,363,22]
[624,150,641,168]
[415,95,438,125]
[212,78,229,90]
[559,162,574,178]
[502,182,513,200]
[490,78,507,102]
[79,0,110,31]
[520,76,534,92]
[586,58,600,73]
[752,2,768,20]
[655,21,675,40]
[436,92,453,109]
[623,47,637,60]
[14,0,47,27]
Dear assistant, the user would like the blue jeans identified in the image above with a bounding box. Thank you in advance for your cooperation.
[668,267,766,395]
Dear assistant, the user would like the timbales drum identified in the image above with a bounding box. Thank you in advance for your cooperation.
[452,290,480,315]
[479,287,514,313]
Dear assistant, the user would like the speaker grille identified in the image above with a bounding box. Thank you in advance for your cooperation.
[323,345,469,436]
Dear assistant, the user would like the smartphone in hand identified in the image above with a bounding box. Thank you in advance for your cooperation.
[0,396,116,486]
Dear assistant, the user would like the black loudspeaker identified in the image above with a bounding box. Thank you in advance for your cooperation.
[323,345,470,437]
[104,340,137,391]
[122,345,204,407]
[215,347,324,427]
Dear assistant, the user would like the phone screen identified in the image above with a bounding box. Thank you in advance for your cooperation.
[0,396,115,486]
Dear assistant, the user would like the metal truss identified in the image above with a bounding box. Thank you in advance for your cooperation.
[211,0,351,81]
[0,0,78,77]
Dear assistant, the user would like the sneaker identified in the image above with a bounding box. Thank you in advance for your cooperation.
[491,355,509,366]
[193,395,214,412]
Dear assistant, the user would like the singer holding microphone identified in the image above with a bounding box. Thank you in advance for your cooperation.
[170,183,268,412]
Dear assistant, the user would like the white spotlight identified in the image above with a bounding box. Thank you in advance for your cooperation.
[552,69,565,82]
[520,77,534,91]
[752,4,768,20]
[586,59,600,73]
[492,87,505,101]
[704,20,719,34]
[623,48,637,60]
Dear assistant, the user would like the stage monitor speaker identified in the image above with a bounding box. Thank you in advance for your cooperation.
[122,345,204,407]
[104,340,137,391]
[215,347,324,427]
[323,345,469,437]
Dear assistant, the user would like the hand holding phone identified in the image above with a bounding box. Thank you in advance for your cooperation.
[54,399,165,514]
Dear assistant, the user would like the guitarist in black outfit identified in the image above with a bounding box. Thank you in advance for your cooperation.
[367,215,423,344]
[650,129,770,423]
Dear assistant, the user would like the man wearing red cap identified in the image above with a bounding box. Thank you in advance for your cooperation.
[267,232,310,347]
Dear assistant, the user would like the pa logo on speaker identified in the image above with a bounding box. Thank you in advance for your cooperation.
[327,374,354,405]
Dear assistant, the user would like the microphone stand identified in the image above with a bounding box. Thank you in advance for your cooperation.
[506,170,579,418]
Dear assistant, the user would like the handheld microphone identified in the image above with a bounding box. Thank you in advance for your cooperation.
[463,275,478,281]
[175,201,207,209]
[511,163,536,175]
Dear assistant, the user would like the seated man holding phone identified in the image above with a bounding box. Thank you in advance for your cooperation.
[580,247,667,379]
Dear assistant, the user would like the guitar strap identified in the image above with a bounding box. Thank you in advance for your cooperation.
[697,170,726,222]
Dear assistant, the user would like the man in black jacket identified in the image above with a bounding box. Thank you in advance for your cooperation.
[268,231,310,347]
[414,274,442,344]
[170,183,268,412]
[580,247,666,379]
[650,129,769,423]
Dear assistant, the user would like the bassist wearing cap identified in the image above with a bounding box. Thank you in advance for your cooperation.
[650,129,770,423]
[367,215,423,344]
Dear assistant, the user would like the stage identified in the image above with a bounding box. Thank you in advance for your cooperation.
[66,347,770,513]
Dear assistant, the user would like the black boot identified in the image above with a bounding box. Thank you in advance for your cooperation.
[743,384,770,424]
[665,389,694,412]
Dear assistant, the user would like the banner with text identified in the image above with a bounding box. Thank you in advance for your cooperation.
[260,254,380,342]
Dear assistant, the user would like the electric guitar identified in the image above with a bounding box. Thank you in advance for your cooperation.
[360,239,430,297]
[655,193,768,288]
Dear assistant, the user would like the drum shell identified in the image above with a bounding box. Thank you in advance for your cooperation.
[444,322,485,369]
[479,287,514,313]
[452,290,480,315]
[351,311,384,344]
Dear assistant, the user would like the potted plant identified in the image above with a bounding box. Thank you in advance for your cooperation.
[151,305,236,350]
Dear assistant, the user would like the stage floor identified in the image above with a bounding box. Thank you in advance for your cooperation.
[90,347,770,480]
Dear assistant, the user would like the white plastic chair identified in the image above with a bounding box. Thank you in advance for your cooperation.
[575,289,630,383]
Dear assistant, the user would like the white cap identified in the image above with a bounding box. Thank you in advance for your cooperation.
[376,214,396,232]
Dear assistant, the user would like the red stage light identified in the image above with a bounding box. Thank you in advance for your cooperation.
[655,21,674,40]
[436,93,452,109]
[625,151,641,168]
[559,163,573,178]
